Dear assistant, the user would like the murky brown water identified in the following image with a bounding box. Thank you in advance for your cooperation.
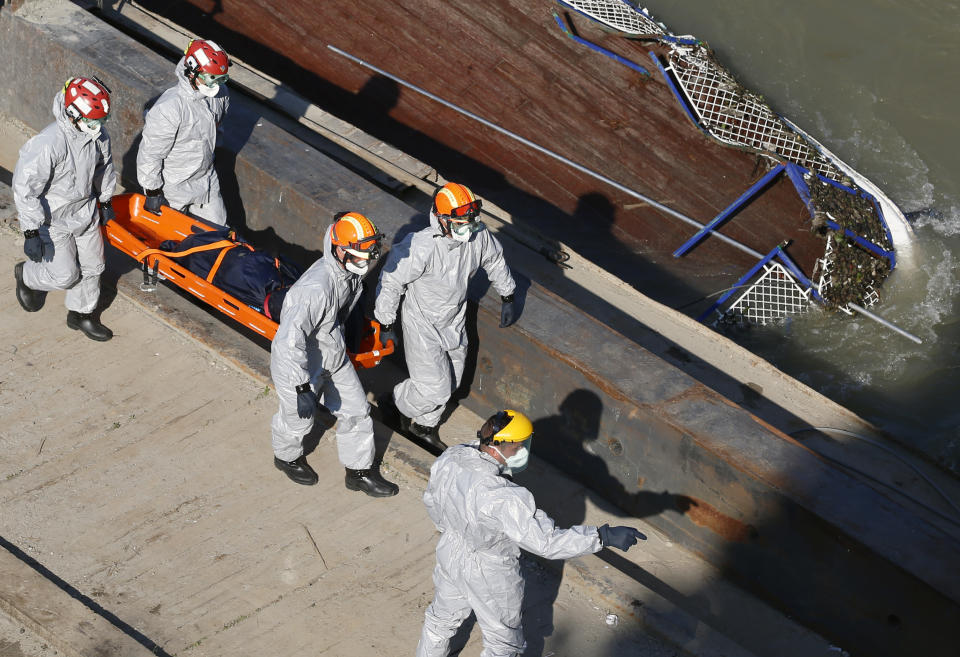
[647,1,960,471]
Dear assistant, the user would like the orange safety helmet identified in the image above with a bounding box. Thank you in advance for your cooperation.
[433,182,482,220]
[63,76,111,121]
[331,211,384,261]
[183,39,231,85]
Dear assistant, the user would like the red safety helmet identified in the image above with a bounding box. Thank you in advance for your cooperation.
[183,39,231,85]
[63,76,111,121]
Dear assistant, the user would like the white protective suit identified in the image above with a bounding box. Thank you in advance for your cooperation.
[417,443,602,657]
[270,226,375,470]
[375,221,515,427]
[136,56,229,225]
[13,91,116,314]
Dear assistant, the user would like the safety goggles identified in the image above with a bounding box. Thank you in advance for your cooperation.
[80,116,108,129]
[342,233,385,260]
[198,72,230,87]
[444,199,482,220]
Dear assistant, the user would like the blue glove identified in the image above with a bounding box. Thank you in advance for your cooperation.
[499,294,517,328]
[23,230,44,263]
[598,524,646,551]
[379,323,399,349]
[144,189,167,215]
[99,202,115,226]
[295,383,318,419]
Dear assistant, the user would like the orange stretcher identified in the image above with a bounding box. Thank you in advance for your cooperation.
[105,193,394,369]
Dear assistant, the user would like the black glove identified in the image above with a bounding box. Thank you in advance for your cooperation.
[379,323,399,349]
[598,524,646,551]
[499,294,517,328]
[99,202,115,226]
[144,189,167,215]
[295,383,318,419]
[23,229,44,263]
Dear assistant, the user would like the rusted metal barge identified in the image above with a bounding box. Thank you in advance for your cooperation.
[133,0,909,325]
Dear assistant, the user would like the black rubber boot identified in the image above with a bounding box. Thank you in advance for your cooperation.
[274,455,319,486]
[345,466,399,497]
[14,262,46,312]
[67,310,113,342]
[409,422,448,452]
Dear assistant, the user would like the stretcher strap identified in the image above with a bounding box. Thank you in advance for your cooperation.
[135,240,237,264]
[206,243,236,282]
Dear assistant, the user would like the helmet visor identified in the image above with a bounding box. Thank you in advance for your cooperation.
[198,72,230,87]
[448,199,482,220]
[80,116,108,129]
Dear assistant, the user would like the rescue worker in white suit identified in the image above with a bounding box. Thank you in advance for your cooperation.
[13,76,117,342]
[375,182,517,451]
[136,39,230,225]
[416,409,646,657]
[270,212,399,497]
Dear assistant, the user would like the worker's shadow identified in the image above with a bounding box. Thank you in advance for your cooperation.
[518,389,696,655]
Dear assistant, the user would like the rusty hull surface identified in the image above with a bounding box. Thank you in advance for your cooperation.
[134,0,826,307]
[2,4,957,656]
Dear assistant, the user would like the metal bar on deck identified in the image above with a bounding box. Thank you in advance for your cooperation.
[848,303,922,344]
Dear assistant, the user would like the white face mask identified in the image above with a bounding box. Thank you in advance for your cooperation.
[344,260,369,276]
[197,82,220,97]
[449,221,474,243]
[491,440,531,475]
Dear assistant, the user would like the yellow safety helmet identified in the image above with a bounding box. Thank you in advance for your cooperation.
[480,409,533,444]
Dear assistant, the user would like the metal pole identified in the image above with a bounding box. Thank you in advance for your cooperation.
[327,44,764,260]
[848,303,922,344]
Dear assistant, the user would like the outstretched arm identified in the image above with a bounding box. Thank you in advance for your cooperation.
[485,486,601,560]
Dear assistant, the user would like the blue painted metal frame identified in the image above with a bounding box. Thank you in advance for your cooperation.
[674,164,785,257]
[697,246,781,321]
[648,52,701,128]
[787,167,896,268]
[696,244,821,322]
[552,11,650,76]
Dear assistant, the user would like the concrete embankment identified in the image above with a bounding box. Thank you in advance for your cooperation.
[2,2,959,655]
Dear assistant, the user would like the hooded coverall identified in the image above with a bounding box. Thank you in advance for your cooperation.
[375,222,515,428]
[417,443,602,657]
[270,226,375,470]
[13,91,116,314]
[136,56,229,225]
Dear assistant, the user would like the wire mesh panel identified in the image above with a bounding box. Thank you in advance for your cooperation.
[559,0,666,35]
[724,262,813,324]
[668,48,843,182]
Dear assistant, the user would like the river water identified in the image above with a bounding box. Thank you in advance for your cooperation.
[646,0,960,472]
